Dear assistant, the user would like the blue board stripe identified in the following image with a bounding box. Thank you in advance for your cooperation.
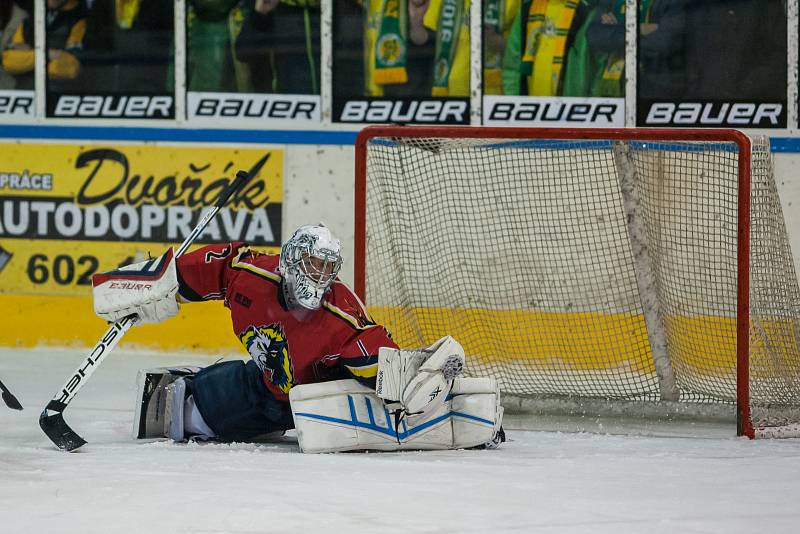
[0,124,358,145]
[2,124,800,152]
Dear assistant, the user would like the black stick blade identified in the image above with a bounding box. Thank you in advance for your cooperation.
[39,409,86,451]
[2,390,22,410]
[0,378,22,410]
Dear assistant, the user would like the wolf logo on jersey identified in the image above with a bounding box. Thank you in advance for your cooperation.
[241,324,294,394]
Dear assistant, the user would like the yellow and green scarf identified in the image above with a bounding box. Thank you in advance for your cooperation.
[374,0,409,85]
[483,0,505,93]
[520,0,578,96]
[431,0,464,96]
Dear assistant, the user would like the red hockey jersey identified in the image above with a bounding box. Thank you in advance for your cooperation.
[175,243,397,401]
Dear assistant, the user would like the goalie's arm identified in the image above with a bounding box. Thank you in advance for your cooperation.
[174,242,247,302]
[318,326,398,389]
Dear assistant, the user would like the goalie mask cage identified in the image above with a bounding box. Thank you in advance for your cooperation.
[354,126,800,439]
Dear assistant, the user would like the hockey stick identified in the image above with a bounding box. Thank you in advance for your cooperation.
[39,170,252,451]
[0,377,23,410]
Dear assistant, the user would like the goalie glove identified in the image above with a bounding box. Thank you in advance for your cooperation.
[376,336,465,425]
[92,248,180,324]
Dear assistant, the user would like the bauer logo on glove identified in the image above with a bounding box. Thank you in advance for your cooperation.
[92,248,180,324]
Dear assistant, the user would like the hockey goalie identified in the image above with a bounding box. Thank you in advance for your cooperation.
[92,224,505,452]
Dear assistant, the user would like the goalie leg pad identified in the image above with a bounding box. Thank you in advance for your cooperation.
[450,377,504,449]
[133,366,201,439]
[291,379,454,453]
[290,378,503,453]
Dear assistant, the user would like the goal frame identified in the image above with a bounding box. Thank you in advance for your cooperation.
[354,126,754,437]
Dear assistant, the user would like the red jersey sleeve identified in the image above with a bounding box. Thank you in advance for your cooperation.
[314,282,399,388]
[175,242,246,302]
[336,325,398,388]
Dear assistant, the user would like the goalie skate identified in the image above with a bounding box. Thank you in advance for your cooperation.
[133,366,201,439]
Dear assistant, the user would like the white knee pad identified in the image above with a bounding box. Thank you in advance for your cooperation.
[289,378,503,453]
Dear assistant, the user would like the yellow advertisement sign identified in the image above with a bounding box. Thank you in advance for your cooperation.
[0,142,283,297]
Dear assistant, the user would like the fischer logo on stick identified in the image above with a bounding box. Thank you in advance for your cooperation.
[55,317,132,404]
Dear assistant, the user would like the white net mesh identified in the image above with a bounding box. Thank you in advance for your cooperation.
[360,131,800,436]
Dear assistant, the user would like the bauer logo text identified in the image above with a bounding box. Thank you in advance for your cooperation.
[51,95,174,118]
[189,93,320,122]
[483,96,624,126]
[336,98,469,124]
[640,101,785,128]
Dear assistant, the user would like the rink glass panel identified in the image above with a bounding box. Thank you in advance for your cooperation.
[44,0,175,118]
[636,0,788,127]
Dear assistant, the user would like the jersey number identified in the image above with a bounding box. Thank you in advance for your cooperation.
[205,245,232,263]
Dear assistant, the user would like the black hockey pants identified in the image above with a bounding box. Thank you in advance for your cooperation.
[190,360,295,442]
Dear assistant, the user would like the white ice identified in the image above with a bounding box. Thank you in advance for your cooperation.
[1,347,799,534]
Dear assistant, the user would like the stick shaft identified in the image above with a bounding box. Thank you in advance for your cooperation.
[40,171,251,450]
[47,170,250,411]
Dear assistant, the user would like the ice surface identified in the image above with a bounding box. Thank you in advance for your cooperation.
[1,347,799,534]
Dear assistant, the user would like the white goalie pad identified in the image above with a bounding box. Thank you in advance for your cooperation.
[92,248,180,324]
[450,377,505,450]
[375,336,465,423]
[290,377,502,453]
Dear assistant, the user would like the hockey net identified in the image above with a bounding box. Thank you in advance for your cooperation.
[354,127,800,438]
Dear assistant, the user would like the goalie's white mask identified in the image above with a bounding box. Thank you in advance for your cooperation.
[279,224,342,310]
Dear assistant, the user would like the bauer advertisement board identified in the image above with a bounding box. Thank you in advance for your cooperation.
[0,143,283,297]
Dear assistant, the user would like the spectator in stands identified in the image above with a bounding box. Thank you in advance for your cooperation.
[585,0,687,99]
[331,0,364,98]
[358,0,436,98]
[483,0,520,95]
[235,0,321,94]
[332,0,439,99]
[636,0,687,99]
[560,0,602,97]
[2,0,87,90]
[414,0,470,97]
[187,0,240,92]
[0,0,28,89]
[81,0,173,93]
[501,0,591,97]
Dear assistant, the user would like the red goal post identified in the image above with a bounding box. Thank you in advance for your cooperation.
[354,126,800,439]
